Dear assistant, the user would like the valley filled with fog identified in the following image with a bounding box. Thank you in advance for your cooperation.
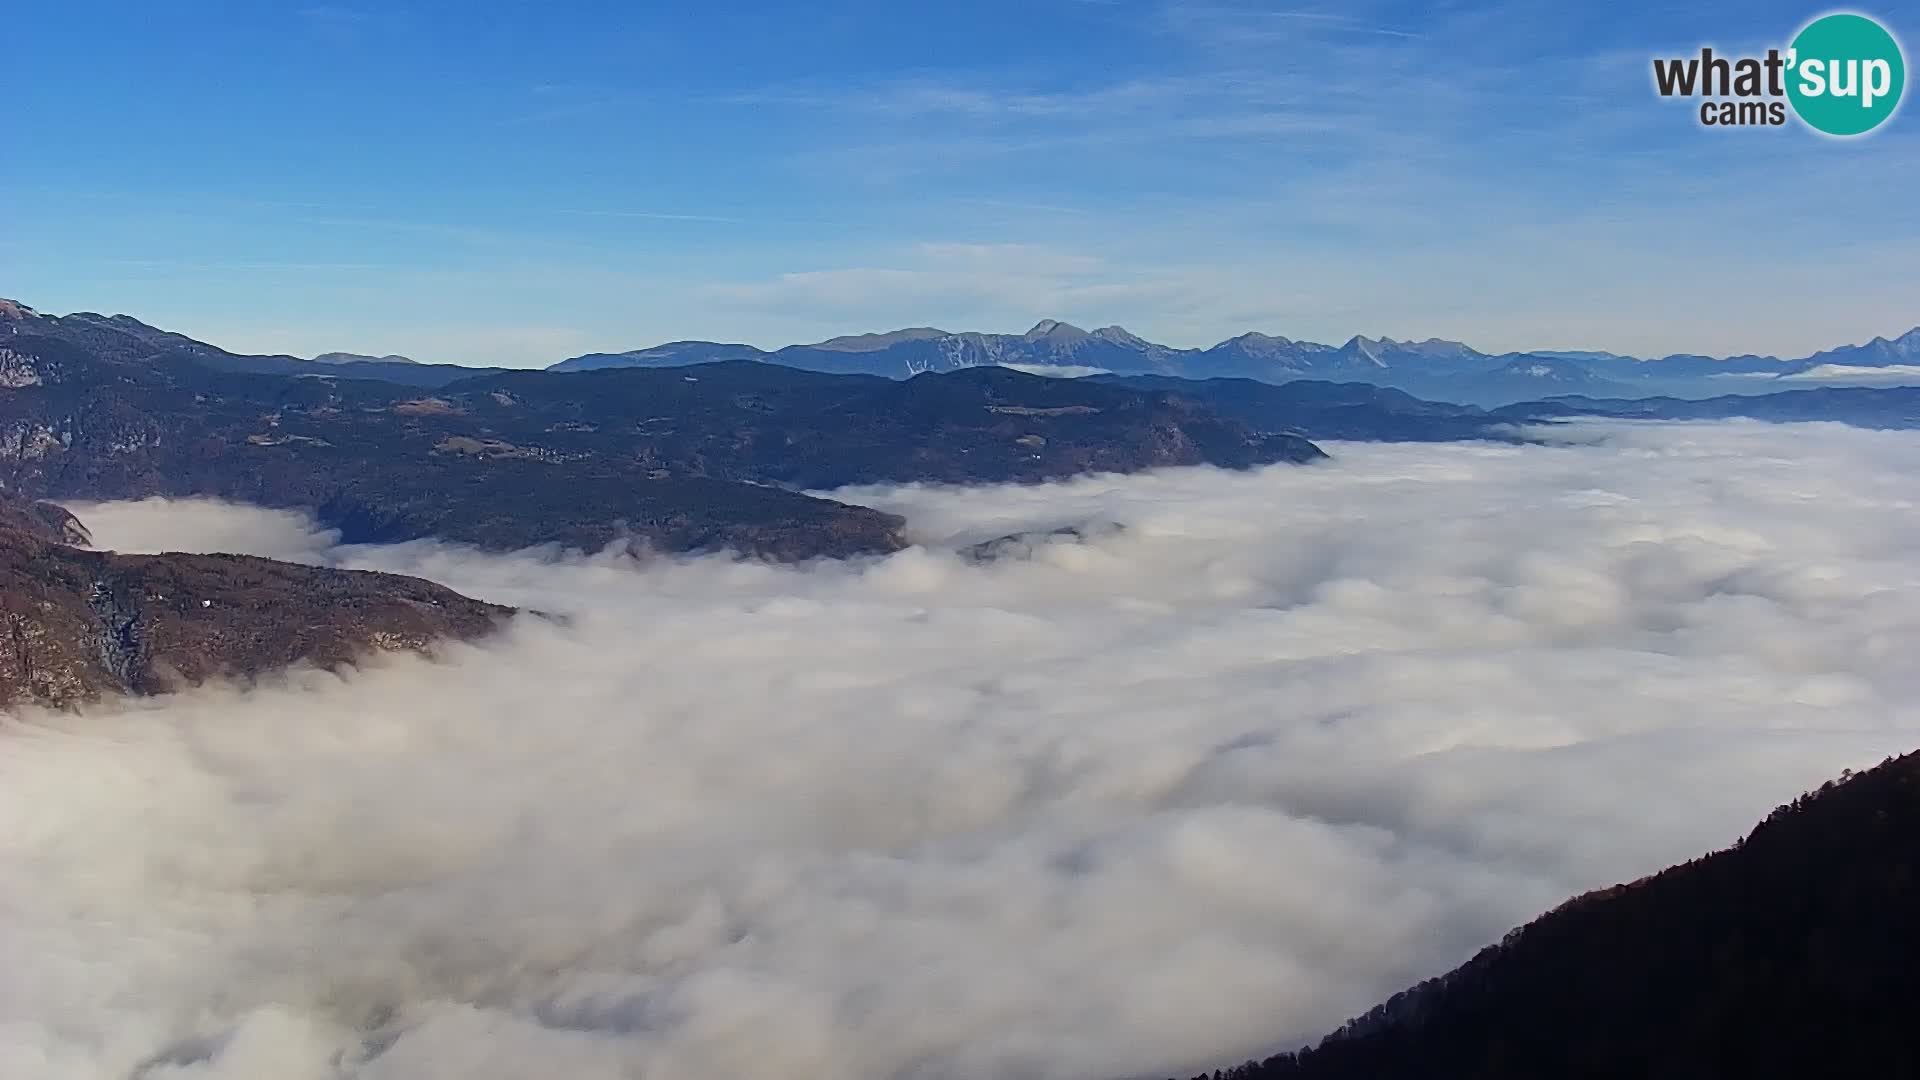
[7,420,1920,1080]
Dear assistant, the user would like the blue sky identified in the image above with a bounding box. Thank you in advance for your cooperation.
[5,0,1918,366]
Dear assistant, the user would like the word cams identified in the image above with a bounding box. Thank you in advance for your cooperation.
[1653,47,1896,127]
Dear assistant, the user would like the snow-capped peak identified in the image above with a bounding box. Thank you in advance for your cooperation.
[1342,335,1389,366]
[1024,319,1089,342]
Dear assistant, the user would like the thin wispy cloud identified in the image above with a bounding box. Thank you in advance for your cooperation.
[694,242,1198,330]
[551,208,748,224]
[97,258,395,273]
[949,197,1092,216]
[299,4,375,28]
[296,2,404,42]
[1234,8,1424,38]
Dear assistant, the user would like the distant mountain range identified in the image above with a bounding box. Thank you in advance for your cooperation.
[0,298,1325,568]
[552,319,1920,406]
[7,299,1912,406]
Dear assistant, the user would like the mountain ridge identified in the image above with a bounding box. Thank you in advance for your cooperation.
[0,305,1326,563]
[10,298,1914,405]
[539,316,1920,406]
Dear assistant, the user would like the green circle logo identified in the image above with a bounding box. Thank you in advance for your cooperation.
[1786,13,1906,136]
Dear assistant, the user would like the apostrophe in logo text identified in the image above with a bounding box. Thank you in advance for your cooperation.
[1652,12,1906,136]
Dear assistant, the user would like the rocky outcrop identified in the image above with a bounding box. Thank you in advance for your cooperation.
[0,503,510,709]
[0,494,90,546]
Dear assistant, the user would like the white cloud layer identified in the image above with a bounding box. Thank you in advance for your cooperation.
[9,420,1920,1080]
[998,362,1110,378]
[1784,363,1920,384]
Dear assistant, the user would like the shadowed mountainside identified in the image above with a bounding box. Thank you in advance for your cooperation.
[1168,749,1920,1080]
[1097,376,1516,441]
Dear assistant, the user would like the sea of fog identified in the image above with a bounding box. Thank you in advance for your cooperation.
[7,420,1920,1080]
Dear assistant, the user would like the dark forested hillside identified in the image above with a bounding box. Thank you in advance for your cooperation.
[1097,376,1514,442]
[1171,750,1920,1080]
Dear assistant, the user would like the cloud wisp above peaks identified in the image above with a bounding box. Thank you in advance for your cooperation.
[691,241,1209,332]
[1157,4,1427,46]
[8,420,1920,1079]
